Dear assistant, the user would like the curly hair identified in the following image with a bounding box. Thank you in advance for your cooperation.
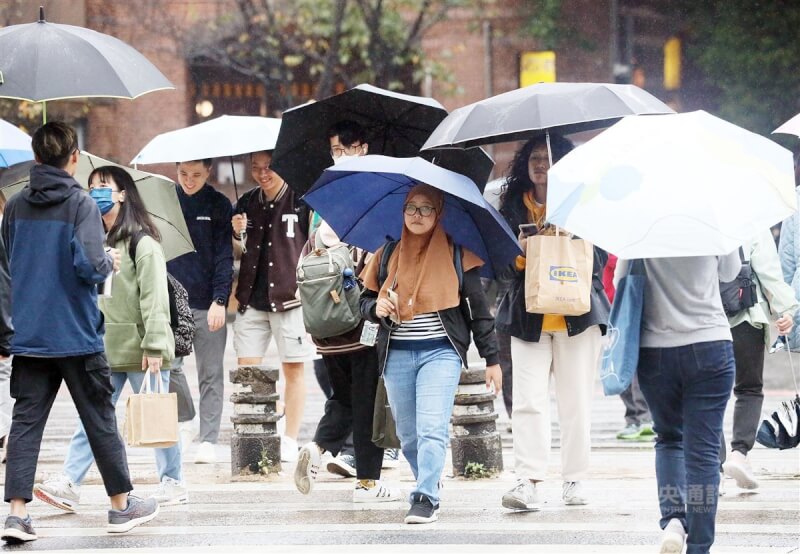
[499,133,574,224]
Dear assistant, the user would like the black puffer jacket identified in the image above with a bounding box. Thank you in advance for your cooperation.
[360,265,499,375]
[495,199,610,343]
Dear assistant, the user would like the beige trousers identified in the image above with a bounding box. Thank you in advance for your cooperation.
[510,326,602,482]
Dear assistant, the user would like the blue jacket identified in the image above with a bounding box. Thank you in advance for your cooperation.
[167,183,233,310]
[1,164,113,357]
[778,189,800,349]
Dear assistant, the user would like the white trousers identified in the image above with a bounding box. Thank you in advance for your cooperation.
[510,326,602,482]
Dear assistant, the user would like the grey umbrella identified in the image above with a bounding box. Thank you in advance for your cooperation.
[0,154,193,262]
[421,82,674,150]
[0,7,173,120]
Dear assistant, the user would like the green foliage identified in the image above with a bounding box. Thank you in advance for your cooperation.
[189,0,484,109]
[463,461,495,479]
[521,0,594,51]
[680,0,800,138]
[257,447,278,475]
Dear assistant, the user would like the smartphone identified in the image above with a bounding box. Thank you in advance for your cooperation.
[518,223,539,237]
[386,289,400,324]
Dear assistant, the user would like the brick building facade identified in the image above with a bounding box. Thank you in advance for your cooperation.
[2,0,686,192]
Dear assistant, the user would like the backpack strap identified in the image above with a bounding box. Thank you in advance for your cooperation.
[378,240,399,288]
[377,239,464,292]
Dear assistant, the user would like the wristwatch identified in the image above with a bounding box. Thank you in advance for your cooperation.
[214,297,226,306]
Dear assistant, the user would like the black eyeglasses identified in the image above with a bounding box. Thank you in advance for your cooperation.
[403,204,435,217]
[330,143,365,158]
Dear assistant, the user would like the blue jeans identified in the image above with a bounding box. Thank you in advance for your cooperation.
[383,339,462,504]
[64,370,182,485]
[637,341,734,554]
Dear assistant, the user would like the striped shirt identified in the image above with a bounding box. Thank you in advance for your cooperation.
[391,312,447,341]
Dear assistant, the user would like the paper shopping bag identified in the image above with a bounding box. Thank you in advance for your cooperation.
[525,233,592,316]
[125,374,178,449]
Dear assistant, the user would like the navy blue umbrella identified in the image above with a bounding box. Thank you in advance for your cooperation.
[303,155,521,278]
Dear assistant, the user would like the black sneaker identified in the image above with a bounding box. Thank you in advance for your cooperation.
[107,495,159,533]
[404,493,439,524]
[2,515,37,543]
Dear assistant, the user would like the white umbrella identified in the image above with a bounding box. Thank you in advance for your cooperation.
[546,110,796,259]
[0,119,33,168]
[773,113,800,137]
[131,115,282,165]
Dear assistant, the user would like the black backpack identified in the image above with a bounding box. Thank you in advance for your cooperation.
[719,247,758,316]
[129,232,196,357]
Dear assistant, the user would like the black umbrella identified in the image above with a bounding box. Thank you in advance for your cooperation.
[756,349,800,450]
[270,84,493,195]
[0,6,174,121]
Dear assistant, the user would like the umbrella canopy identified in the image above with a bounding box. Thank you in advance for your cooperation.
[270,84,494,195]
[421,82,674,150]
[546,110,796,258]
[0,119,33,168]
[303,155,521,278]
[0,7,173,103]
[0,154,193,261]
[131,115,282,165]
[773,113,800,137]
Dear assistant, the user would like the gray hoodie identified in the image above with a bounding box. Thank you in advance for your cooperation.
[617,252,741,348]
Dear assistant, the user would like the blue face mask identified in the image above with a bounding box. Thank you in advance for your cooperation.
[89,188,115,215]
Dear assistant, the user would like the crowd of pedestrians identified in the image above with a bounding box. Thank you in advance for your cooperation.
[0,113,796,554]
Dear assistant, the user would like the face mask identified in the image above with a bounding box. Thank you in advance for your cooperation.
[89,188,115,215]
[332,154,359,166]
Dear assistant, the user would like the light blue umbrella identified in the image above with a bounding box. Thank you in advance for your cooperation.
[303,155,521,278]
[0,119,34,168]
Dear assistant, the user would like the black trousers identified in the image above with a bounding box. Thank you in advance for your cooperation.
[5,354,133,502]
[720,322,766,463]
[313,358,354,457]
[314,348,383,480]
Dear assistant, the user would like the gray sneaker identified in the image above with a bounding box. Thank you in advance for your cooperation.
[501,479,540,511]
[107,495,159,533]
[1,515,37,543]
[34,474,80,512]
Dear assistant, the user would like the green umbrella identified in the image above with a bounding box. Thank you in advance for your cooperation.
[0,152,194,261]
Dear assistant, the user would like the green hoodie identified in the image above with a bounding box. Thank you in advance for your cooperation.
[99,234,175,372]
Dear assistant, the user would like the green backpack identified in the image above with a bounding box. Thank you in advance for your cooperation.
[296,235,361,339]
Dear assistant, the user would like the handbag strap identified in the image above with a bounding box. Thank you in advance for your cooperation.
[137,372,163,395]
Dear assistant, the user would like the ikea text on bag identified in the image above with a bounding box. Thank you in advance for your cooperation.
[525,234,592,316]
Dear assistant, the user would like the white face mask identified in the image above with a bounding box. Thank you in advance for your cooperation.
[332,154,359,166]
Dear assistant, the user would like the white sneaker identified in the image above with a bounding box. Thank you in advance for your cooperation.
[382,448,400,469]
[722,450,759,489]
[33,474,80,512]
[660,518,686,553]
[194,441,217,464]
[281,435,299,463]
[178,419,198,452]
[352,480,402,503]
[562,481,588,505]
[150,477,188,506]
[294,442,322,495]
[501,479,540,511]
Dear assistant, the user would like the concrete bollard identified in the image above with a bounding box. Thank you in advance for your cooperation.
[450,367,504,476]
[229,365,281,476]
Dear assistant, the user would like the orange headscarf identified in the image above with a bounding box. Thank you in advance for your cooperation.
[361,184,483,321]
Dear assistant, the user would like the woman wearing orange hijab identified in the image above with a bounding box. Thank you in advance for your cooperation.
[360,183,502,524]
